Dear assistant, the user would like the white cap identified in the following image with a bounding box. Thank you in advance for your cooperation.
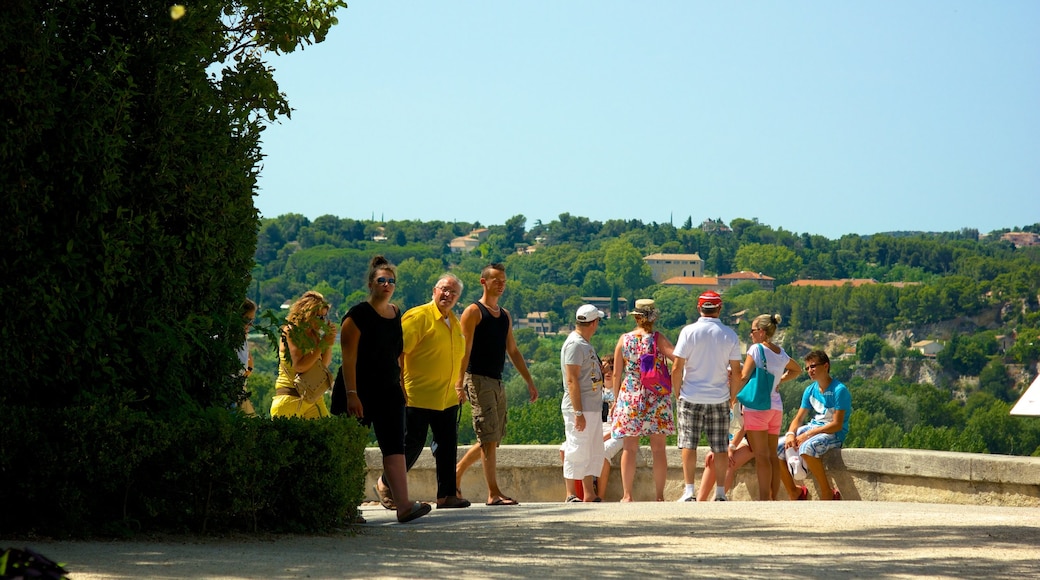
[575,304,605,322]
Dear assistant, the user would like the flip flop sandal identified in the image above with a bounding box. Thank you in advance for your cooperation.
[374,484,396,510]
[397,501,431,523]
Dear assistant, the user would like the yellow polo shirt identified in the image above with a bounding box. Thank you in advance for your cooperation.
[401,300,464,411]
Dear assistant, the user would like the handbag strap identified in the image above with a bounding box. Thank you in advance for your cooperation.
[756,343,768,371]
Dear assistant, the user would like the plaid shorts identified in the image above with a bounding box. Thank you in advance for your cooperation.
[676,398,730,453]
[776,424,844,459]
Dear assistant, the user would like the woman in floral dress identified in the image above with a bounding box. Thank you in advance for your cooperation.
[610,299,675,502]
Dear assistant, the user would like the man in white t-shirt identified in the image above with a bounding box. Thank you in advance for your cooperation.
[670,291,741,502]
[560,304,606,503]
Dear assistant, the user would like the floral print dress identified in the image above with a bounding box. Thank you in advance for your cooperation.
[611,331,675,437]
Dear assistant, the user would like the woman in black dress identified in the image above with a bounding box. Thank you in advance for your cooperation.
[338,255,431,523]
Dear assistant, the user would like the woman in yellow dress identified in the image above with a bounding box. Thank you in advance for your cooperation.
[271,291,336,419]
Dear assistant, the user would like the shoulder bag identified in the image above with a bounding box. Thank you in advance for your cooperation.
[639,332,672,397]
[294,361,334,404]
[736,343,774,411]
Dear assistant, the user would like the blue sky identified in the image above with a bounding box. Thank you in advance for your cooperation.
[255,1,1039,239]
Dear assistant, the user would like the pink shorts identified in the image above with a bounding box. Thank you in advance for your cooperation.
[742,409,782,435]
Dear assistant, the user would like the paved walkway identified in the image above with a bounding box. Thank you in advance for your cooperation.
[11,501,1040,579]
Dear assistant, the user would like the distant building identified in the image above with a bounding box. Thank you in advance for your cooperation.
[1001,231,1040,248]
[516,311,553,335]
[912,340,944,357]
[789,278,878,288]
[717,271,775,292]
[644,253,704,282]
[449,228,491,254]
[660,276,719,292]
[581,296,627,319]
[996,334,1015,353]
[701,218,731,233]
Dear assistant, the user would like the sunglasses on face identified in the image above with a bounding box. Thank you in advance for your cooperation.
[376,277,396,286]
[807,363,827,370]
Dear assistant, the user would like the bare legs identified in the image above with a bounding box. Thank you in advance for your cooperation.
[802,455,835,499]
[620,437,639,502]
[746,430,781,500]
[697,444,754,501]
[455,443,481,497]
[380,454,416,519]
[681,447,698,488]
[778,451,833,500]
[649,434,668,501]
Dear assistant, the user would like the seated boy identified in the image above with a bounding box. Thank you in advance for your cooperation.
[777,350,852,500]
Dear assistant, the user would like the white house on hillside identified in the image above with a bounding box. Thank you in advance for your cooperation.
[644,253,704,283]
[912,340,944,357]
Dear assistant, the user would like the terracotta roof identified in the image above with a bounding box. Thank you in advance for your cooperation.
[643,253,704,261]
[661,276,719,286]
[718,271,775,281]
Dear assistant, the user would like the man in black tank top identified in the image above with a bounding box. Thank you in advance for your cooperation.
[455,263,538,506]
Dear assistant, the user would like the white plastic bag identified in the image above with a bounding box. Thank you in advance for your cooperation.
[785,445,807,480]
[729,403,744,440]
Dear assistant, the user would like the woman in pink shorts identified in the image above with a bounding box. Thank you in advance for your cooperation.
[740,314,802,500]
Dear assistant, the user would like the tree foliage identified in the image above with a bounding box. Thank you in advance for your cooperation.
[1,0,344,412]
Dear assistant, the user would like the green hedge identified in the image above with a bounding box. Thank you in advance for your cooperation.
[0,404,368,537]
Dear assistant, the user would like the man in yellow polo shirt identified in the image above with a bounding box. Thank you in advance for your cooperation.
[401,273,471,509]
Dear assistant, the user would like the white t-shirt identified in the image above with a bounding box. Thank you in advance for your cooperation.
[747,342,791,411]
[673,316,741,404]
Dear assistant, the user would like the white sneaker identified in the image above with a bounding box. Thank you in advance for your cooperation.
[715,495,728,502]
[676,492,696,502]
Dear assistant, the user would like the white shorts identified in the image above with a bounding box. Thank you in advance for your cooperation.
[562,412,605,480]
[603,423,623,460]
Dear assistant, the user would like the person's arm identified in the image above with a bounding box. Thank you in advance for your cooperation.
[504,316,538,402]
[657,332,676,363]
[670,356,686,398]
[564,363,586,432]
[778,358,802,385]
[792,409,845,448]
[739,352,756,386]
[611,338,624,402]
[455,304,479,404]
[286,323,335,373]
[783,408,809,449]
[727,359,742,403]
[339,317,364,418]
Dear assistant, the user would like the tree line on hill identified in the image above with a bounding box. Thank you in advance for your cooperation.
[245,214,1040,456]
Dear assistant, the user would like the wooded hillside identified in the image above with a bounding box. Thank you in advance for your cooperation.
[246,215,1040,456]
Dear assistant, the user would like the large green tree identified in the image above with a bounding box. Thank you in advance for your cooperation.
[0,0,345,410]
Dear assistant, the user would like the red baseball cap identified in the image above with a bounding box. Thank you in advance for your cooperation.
[698,291,722,310]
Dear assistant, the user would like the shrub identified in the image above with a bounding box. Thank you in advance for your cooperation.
[0,404,368,537]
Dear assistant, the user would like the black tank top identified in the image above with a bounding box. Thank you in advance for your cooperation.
[467,302,509,380]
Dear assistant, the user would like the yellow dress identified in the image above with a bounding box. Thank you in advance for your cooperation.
[270,350,329,419]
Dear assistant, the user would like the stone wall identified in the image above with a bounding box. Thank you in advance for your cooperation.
[365,446,1040,505]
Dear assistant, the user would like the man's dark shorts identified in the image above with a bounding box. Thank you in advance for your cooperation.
[465,373,507,444]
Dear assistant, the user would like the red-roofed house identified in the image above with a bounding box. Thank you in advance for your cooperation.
[717,271,775,292]
[661,276,720,292]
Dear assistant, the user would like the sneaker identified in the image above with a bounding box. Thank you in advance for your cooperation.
[565,495,581,503]
[831,489,842,501]
[796,485,809,501]
[715,495,727,502]
[676,492,695,503]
